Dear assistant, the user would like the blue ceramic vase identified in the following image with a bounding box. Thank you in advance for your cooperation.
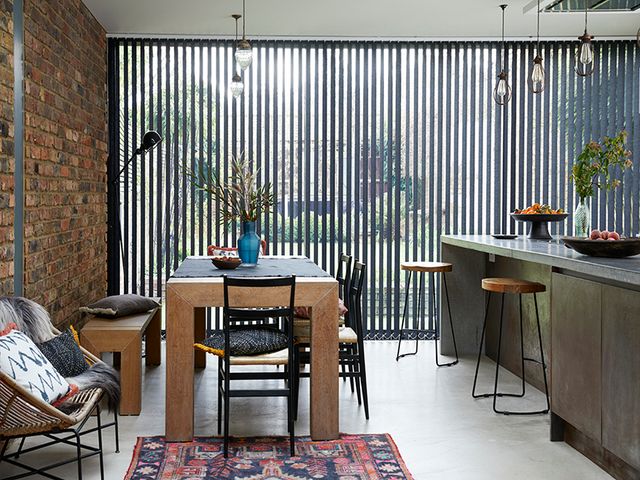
[237,221,260,266]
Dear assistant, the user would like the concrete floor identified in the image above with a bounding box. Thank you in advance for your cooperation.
[1,341,612,480]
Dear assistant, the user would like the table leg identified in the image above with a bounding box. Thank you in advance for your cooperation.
[194,308,207,369]
[310,284,339,440]
[145,308,162,366]
[165,285,195,441]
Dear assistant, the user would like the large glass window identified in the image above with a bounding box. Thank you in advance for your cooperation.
[110,39,639,338]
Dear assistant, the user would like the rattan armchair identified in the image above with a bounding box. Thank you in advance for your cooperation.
[0,333,118,480]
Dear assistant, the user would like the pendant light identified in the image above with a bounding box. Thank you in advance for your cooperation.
[574,2,595,77]
[493,4,511,106]
[235,0,253,70]
[528,0,545,94]
[230,15,244,98]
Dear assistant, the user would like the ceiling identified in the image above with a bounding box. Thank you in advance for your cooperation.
[82,0,640,39]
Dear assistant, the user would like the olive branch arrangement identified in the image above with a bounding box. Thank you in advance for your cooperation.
[571,130,633,201]
[186,153,275,224]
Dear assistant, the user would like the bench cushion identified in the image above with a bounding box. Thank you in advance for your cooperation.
[194,327,288,357]
[79,294,159,318]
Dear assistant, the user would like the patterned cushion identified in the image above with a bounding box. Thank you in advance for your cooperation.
[194,327,289,357]
[0,324,77,405]
[37,329,88,378]
[79,294,159,318]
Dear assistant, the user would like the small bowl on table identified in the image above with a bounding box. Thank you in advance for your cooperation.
[510,213,569,240]
[211,256,242,270]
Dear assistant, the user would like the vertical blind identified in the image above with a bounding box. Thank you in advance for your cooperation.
[109,39,639,339]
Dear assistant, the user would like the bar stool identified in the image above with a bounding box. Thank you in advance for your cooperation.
[472,277,550,415]
[396,262,459,366]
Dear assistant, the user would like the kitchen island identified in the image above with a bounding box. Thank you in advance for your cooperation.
[440,235,640,480]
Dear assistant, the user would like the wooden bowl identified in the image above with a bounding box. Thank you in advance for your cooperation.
[211,256,242,270]
[561,237,640,258]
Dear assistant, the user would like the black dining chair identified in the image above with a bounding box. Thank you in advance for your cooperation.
[194,275,297,457]
[294,261,369,419]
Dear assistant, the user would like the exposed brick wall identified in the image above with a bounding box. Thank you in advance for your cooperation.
[0,0,14,296]
[23,0,107,326]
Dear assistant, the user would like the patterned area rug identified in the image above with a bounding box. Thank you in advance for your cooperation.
[125,434,414,479]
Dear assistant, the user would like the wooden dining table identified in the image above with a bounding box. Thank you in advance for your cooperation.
[164,255,339,442]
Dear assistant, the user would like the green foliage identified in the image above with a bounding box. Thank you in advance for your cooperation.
[571,130,633,200]
[185,153,275,224]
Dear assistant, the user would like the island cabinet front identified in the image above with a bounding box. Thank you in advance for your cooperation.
[550,273,602,442]
[552,272,640,473]
[601,284,640,471]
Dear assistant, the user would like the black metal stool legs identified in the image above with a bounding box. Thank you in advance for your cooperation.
[396,271,419,360]
[473,290,550,415]
[434,273,459,367]
[472,293,525,400]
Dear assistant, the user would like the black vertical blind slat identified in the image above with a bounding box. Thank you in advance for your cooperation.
[112,39,640,340]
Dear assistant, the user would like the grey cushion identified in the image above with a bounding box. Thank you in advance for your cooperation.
[195,326,289,357]
[79,294,159,318]
[37,329,88,378]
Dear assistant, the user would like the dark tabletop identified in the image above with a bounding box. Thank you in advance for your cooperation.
[171,256,332,279]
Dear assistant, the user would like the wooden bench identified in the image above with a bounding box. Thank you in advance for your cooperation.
[80,305,162,415]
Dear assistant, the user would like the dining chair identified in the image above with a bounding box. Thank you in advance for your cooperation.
[294,261,369,419]
[194,275,297,457]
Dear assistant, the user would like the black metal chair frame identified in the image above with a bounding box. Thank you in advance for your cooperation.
[472,291,550,415]
[396,270,459,367]
[294,261,370,420]
[0,404,119,480]
[217,275,297,457]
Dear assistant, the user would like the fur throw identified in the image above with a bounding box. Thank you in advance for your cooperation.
[0,296,120,411]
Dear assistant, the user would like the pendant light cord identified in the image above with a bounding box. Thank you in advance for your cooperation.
[242,0,247,41]
[536,0,540,54]
[500,4,507,71]
[584,2,588,33]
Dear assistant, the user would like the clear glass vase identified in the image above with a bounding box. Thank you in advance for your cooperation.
[574,198,591,238]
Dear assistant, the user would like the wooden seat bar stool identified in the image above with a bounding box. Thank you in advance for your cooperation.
[472,277,550,415]
[395,262,459,366]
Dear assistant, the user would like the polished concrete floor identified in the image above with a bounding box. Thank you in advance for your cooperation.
[1,341,612,479]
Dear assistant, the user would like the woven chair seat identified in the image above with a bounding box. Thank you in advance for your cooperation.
[194,327,289,358]
[294,326,358,345]
[230,348,289,366]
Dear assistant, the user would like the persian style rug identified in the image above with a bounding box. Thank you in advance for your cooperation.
[125,434,414,479]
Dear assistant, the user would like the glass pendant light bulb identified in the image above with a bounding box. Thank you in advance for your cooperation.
[529,56,545,94]
[531,63,544,83]
[497,78,508,97]
[230,73,244,98]
[235,40,253,70]
[493,71,512,105]
[579,41,593,65]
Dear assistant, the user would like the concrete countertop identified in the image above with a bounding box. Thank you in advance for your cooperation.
[441,234,640,286]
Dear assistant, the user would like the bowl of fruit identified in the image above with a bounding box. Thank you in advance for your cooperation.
[510,204,569,240]
[561,230,640,258]
[211,256,242,270]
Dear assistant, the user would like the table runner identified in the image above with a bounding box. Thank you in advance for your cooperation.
[172,256,332,278]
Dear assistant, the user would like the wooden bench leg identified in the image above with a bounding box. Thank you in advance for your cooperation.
[145,308,162,366]
[119,335,142,415]
[194,307,206,369]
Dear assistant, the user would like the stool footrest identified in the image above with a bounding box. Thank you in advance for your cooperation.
[523,357,546,366]
[473,392,525,399]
